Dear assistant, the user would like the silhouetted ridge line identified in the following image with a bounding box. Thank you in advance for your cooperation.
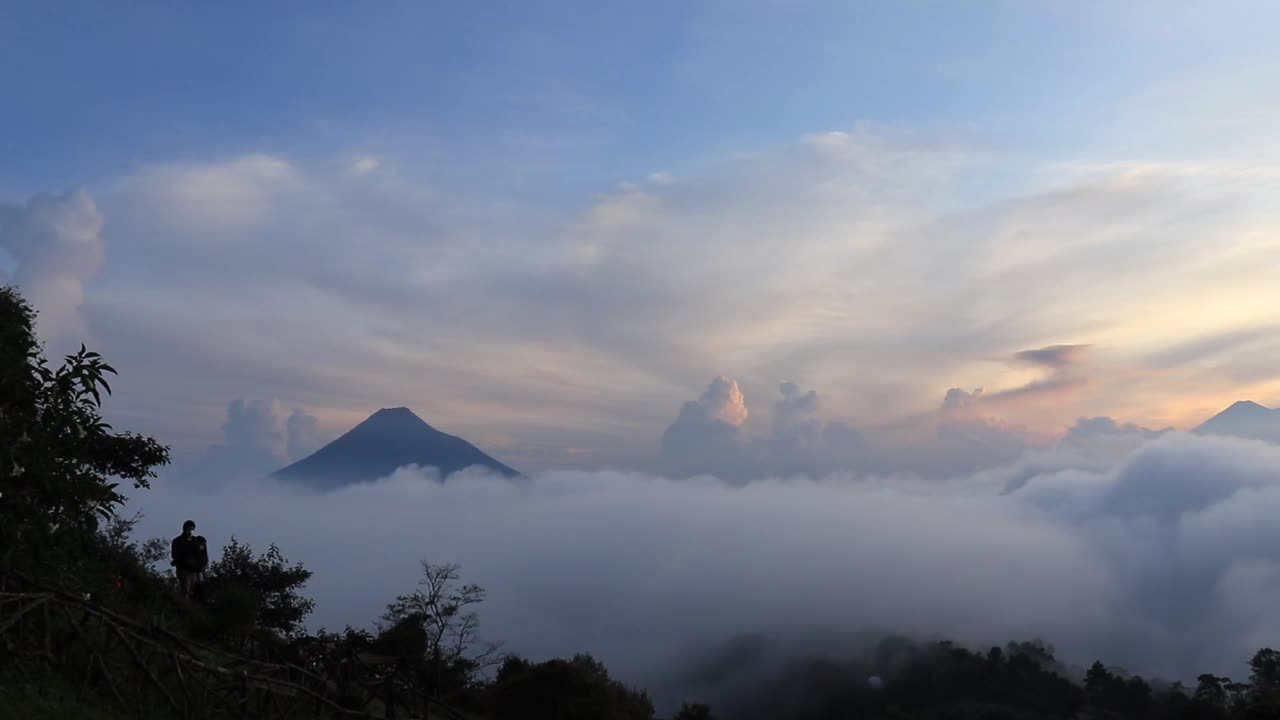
[271,407,519,490]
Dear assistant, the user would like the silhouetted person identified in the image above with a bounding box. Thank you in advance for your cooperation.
[170,520,208,600]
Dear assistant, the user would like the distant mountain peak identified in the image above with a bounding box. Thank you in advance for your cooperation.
[358,406,434,431]
[1193,400,1280,444]
[1225,399,1270,413]
[272,407,518,490]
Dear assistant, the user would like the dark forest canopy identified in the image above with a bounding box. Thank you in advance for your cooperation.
[3,283,1280,720]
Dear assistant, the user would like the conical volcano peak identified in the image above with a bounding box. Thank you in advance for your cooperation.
[365,406,423,423]
[1225,400,1271,414]
[352,406,435,434]
[1194,399,1280,444]
[272,407,518,489]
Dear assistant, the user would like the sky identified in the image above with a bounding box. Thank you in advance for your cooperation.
[4,1,1280,475]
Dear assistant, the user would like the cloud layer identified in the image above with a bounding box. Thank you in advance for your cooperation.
[28,127,1275,469]
[125,431,1280,713]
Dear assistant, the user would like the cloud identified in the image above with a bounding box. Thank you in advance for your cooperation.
[821,420,863,451]
[659,377,1037,481]
[662,378,868,480]
[286,408,323,462]
[121,432,1280,714]
[223,398,288,457]
[699,377,750,427]
[942,387,984,410]
[183,399,324,483]
[1143,328,1278,370]
[987,344,1092,407]
[33,127,1280,467]
[117,154,301,231]
[660,377,750,475]
[1013,344,1091,369]
[1060,416,1171,462]
[986,374,1091,407]
[770,381,820,449]
[349,156,381,177]
[0,191,104,344]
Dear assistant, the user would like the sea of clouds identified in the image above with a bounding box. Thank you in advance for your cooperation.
[124,431,1280,711]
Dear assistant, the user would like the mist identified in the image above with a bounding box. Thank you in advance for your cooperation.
[124,431,1280,711]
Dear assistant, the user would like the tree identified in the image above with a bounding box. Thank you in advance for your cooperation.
[490,653,654,720]
[380,560,503,696]
[673,702,716,720]
[0,285,169,584]
[203,536,315,640]
[1004,639,1057,669]
[1085,660,1113,698]
[1252,649,1280,694]
[1195,674,1232,711]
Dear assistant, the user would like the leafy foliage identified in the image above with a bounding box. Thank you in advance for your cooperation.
[378,560,503,697]
[674,702,718,720]
[202,536,316,640]
[0,285,169,583]
[714,639,1280,720]
[490,653,656,720]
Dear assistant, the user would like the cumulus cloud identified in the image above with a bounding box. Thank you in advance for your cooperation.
[923,384,1040,473]
[1060,416,1171,462]
[660,377,750,475]
[662,378,865,480]
[660,377,1045,481]
[771,381,820,446]
[760,382,870,477]
[286,408,323,461]
[185,399,324,482]
[122,432,1280,714]
[942,387,984,410]
[0,191,104,343]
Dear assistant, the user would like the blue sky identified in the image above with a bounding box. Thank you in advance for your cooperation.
[3,1,1280,474]
[9,1,1273,196]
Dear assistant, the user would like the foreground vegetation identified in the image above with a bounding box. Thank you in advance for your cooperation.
[3,282,1280,720]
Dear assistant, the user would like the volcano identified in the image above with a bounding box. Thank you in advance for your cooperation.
[1192,400,1280,444]
[271,407,519,489]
